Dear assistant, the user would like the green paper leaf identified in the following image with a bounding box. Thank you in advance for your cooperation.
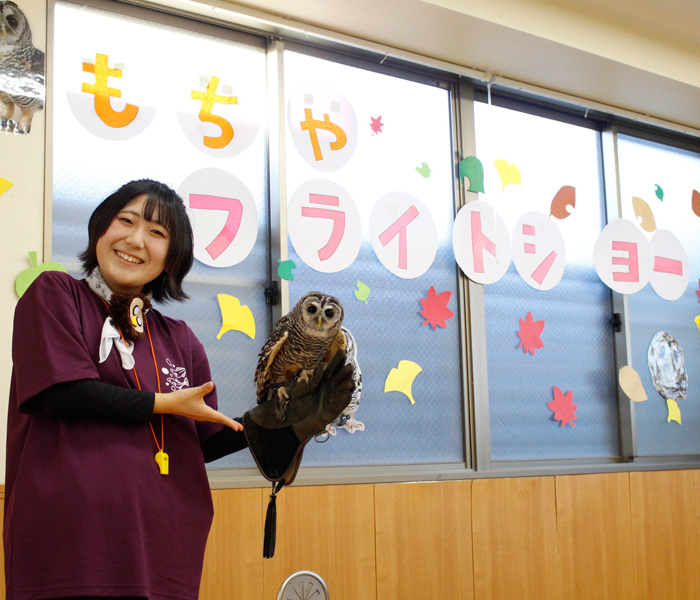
[459,156,485,193]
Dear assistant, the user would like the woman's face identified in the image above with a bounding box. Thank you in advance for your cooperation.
[96,194,170,295]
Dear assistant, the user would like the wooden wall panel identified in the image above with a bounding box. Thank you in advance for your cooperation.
[261,484,376,600]
[375,480,473,600]
[200,488,264,600]
[555,473,634,600]
[630,470,700,600]
[472,477,561,600]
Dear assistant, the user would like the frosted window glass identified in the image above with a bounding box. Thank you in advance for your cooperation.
[52,2,269,469]
[474,103,619,461]
[617,134,700,456]
[284,51,464,466]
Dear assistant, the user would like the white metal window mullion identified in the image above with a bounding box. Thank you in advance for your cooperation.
[266,39,289,321]
[601,125,638,461]
[456,78,491,472]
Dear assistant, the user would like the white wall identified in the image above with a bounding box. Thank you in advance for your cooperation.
[0,0,47,483]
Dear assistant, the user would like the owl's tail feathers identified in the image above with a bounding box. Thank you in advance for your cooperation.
[243,350,355,558]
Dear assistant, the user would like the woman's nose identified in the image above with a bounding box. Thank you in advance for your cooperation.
[126,226,146,247]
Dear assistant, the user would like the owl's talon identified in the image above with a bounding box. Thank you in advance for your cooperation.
[275,386,289,421]
[298,369,314,384]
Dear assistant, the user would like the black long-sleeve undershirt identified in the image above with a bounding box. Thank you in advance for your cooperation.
[20,379,248,462]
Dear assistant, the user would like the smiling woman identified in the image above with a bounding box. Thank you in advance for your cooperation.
[5,178,355,600]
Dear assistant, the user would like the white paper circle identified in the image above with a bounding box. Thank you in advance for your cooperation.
[178,168,258,268]
[65,50,157,141]
[369,192,438,279]
[649,229,689,301]
[593,218,653,295]
[288,179,361,273]
[287,83,358,171]
[512,211,566,291]
[452,201,511,284]
[175,73,262,158]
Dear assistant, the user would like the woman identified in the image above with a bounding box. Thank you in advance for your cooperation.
[5,180,353,600]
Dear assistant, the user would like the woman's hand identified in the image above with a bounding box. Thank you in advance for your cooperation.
[154,382,243,431]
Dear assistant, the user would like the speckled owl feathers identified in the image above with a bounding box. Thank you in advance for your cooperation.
[255,292,345,420]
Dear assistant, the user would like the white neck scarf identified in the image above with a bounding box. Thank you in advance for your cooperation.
[87,267,152,370]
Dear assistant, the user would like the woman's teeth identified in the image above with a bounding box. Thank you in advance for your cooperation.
[116,250,143,264]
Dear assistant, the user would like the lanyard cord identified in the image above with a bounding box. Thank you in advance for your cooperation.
[99,297,164,453]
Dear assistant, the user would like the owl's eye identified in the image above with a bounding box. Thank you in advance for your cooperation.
[7,15,18,28]
[307,305,317,315]
[324,309,334,318]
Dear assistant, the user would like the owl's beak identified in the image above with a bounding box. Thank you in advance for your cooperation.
[317,316,323,327]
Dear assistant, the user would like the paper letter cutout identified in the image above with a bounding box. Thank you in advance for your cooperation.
[654,256,683,276]
[649,230,689,301]
[512,211,566,291]
[300,108,347,161]
[619,366,647,402]
[612,241,639,282]
[82,53,139,128]
[384,360,423,404]
[216,294,255,339]
[189,195,243,260]
[191,76,237,149]
[594,218,653,295]
[471,211,497,274]
[288,180,361,273]
[378,205,420,270]
[452,201,511,285]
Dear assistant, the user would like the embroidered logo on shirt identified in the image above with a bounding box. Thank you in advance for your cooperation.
[161,358,190,390]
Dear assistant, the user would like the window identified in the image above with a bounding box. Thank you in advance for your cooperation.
[50,0,700,481]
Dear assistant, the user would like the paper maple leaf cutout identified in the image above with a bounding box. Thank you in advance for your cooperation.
[517,311,545,355]
[547,386,577,427]
[419,286,454,330]
[370,115,384,135]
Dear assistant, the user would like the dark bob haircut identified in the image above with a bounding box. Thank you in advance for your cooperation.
[79,179,194,303]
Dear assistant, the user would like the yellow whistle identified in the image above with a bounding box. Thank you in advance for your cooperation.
[155,450,169,475]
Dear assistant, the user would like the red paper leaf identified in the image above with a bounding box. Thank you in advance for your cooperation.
[370,115,384,135]
[419,286,454,330]
[547,386,577,427]
[696,278,700,303]
[517,311,545,355]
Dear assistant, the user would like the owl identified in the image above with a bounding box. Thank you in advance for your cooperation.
[0,0,45,135]
[255,291,345,421]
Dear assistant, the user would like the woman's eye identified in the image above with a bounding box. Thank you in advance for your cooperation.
[307,305,317,314]
[119,217,133,225]
[151,229,166,237]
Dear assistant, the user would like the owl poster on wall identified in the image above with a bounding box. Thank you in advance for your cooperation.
[0,0,45,135]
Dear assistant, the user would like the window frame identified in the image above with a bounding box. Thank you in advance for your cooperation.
[46,0,700,488]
